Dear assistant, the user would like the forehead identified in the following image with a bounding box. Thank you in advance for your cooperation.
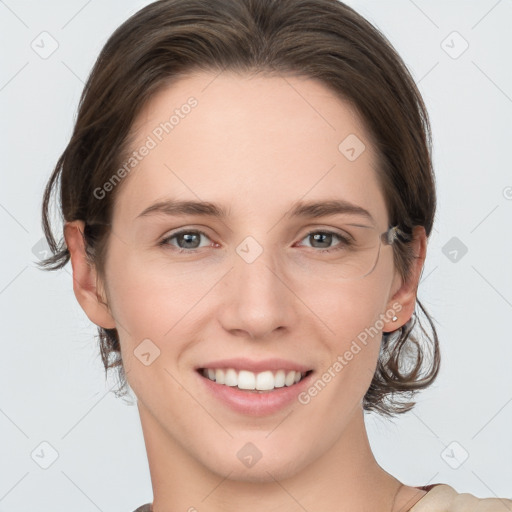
[111,71,388,230]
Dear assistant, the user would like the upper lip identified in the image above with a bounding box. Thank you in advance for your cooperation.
[196,358,313,373]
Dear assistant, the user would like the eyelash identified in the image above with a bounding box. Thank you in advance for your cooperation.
[158,228,351,253]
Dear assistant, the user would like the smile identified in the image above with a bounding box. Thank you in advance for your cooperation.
[199,368,313,393]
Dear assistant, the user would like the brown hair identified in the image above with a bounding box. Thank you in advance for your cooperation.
[38,0,439,416]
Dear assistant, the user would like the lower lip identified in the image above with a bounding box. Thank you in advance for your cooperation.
[197,370,314,416]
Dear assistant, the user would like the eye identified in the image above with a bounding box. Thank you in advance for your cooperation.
[297,230,351,252]
[158,228,353,253]
[159,229,213,251]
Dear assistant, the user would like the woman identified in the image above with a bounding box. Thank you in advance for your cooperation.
[39,0,512,510]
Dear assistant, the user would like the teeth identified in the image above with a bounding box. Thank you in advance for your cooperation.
[274,370,286,388]
[238,370,256,390]
[201,368,308,391]
[215,369,225,384]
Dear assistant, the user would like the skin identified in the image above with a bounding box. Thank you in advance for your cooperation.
[65,71,428,512]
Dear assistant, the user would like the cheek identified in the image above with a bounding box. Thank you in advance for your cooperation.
[296,275,388,347]
[103,247,231,383]
[298,311,383,433]
[296,276,388,404]
[104,247,215,337]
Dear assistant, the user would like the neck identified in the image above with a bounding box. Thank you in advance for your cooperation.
[138,401,405,512]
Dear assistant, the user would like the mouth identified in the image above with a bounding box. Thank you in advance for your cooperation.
[197,368,314,393]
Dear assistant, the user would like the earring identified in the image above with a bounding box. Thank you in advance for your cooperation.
[392,315,398,322]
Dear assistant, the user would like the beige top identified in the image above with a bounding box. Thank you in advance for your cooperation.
[410,484,512,511]
[133,484,512,511]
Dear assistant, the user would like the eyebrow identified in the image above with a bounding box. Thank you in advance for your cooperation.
[135,198,374,223]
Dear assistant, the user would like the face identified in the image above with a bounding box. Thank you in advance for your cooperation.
[88,71,407,481]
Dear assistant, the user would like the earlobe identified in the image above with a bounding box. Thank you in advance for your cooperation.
[64,220,117,329]
[383,226,427,332]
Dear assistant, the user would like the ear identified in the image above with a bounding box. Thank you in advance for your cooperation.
[64,220,117,329]
[382,225,427,332]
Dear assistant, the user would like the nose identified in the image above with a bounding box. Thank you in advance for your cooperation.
[216,242,299,340]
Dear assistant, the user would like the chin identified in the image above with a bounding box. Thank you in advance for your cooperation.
[210,461,302,484]
[199,442,310,484]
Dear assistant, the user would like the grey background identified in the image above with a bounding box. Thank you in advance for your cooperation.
[1,0,511,510]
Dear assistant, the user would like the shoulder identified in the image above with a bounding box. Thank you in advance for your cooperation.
[410,484,512,511]
[132,504,152,512]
